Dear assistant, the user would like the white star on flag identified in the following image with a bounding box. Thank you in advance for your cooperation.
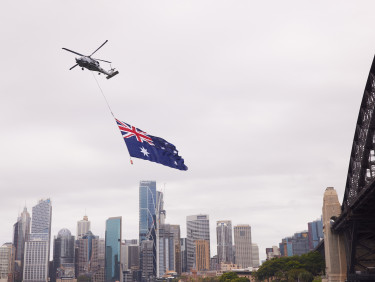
[140,147,150,157]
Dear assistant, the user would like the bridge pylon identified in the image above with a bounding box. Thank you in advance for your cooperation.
[323,187,347,282]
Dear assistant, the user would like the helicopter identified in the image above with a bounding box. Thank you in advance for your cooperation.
[62,40,119,79]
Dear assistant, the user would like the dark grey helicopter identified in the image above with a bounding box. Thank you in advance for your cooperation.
[62,40,119,79]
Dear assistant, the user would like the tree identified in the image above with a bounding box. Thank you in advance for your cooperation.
[298,271,314,282]
[253,251,325,281]
[219,272,249,282]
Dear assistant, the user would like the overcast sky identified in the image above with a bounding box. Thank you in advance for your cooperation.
[1,0,375,263]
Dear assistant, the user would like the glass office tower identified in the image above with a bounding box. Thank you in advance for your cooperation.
[105,217,122,282]
[139,181,157,244]
[139,181,157,278]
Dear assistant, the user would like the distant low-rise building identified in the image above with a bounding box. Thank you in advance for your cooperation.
[279,231,309,257]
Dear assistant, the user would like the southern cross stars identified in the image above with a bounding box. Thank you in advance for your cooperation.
[140,147,150,157]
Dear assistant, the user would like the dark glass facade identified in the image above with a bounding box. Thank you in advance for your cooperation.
[139,181,156,243]
[52,229,75,281]
[308,218,323,250]
[139,181,157,278]
[105,217,122,282]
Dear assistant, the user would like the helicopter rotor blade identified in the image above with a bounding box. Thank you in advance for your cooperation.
[89,40,108,57]
[94,58,112,64]
[62,48,84,57]
[69,64,78,70]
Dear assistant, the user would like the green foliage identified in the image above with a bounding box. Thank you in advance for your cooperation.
[202,277,220,282]
[219,272,249,282]
[298,271,314,282]
[232,277,250,282]
[253,251,325,281]
[220,272,239,281]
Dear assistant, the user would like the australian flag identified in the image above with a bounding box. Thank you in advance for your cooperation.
[115,118,188,171]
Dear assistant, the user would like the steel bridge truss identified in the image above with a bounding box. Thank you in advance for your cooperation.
[333,57,375,281]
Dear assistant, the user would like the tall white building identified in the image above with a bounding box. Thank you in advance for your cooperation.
[76,215,91,240]
[0,243,15,282]
[251,243,260,268]
[23,199,52,282]
[216,220,233,264]
[233,225,252,268]
[186,215,210,272]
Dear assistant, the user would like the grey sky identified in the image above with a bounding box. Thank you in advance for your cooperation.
[1,1,375,262]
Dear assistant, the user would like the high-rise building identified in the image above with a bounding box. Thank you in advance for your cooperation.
[121,240,139,271]
[139,181,157,244]
[292,231,309,255]
[52,229,75,281]
[216,220,233,265]
[251,244,259,268]
[75,231,102,279]
[233,225,252,268]
[186,214,210,272]
[170,225,181,275]
[156,191,166,226]
[308,218,323,250]
[140,240,154,281]
[0,243,15,282]
[13,206,30,281]
[139,181,157,278]
[77,215,91,240]
[279,231,309,257]
[195,240,210,271]
[93,238,105,282]
[157,224,175,277]
[180,238,187,273]
[23,199,52,282]
[105,217,122,282]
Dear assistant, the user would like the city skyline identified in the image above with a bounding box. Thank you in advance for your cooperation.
[2,195,326,263]
[3,0,375,266]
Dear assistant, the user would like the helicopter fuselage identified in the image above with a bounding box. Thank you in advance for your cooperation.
[76,56,109,75]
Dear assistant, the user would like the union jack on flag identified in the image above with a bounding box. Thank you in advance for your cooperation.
[115,118,188,171]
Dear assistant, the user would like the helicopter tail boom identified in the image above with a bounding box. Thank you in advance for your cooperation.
[106,70,119,79]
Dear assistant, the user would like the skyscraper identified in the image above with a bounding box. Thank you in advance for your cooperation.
[105,217,122,282]
[121,240,139,271]
[23,199,52,282]
[139,181,157,244]
[13,206,30,281]
[180,238,187,273]
[251,244,259,268]
[139,181,157,278]
[75,231,98,276]
[52,229,75,281]
[170,225,181,275]
[195,240,210,271]
[0,243,15,282]
[77,215,91,240]
[216,220,233,265]
[233,225,252,268]
[308,218,323,250]
[186,214,210,272]
[140,240,154,281]
[157,224,175,277]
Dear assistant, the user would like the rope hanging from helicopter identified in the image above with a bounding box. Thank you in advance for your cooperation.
[91,72,133,165]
